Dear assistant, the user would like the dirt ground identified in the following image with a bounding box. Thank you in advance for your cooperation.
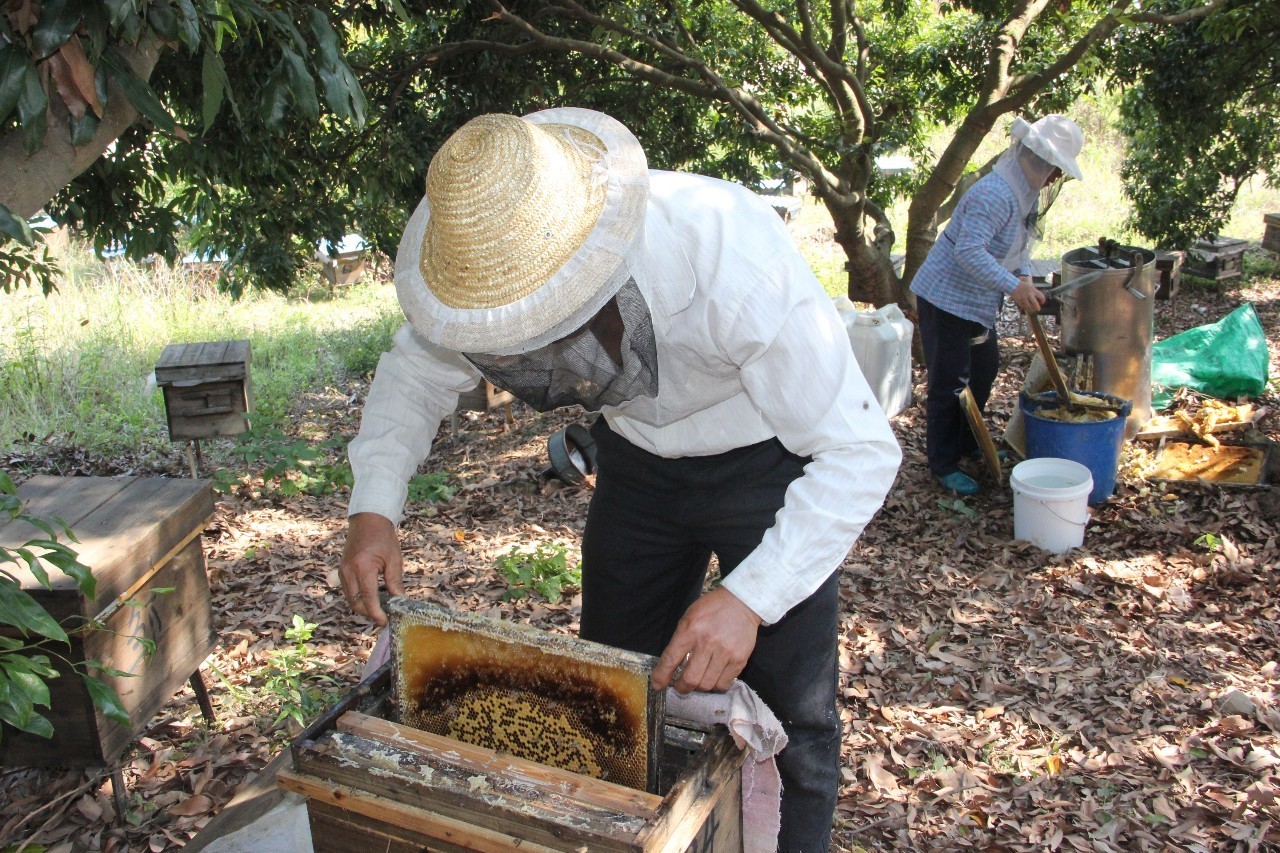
[2,254,1278,852]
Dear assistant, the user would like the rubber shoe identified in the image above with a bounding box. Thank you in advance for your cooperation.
[936,471,980,496]
[969,448,1009,463]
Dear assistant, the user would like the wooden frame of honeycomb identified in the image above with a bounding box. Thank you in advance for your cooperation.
[387,597,665,793]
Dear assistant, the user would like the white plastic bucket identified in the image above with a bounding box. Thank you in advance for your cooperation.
[1010,458,1093,554]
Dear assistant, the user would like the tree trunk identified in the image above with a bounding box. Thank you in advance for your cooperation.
[0,38,163,219]
[901,112,1000,289]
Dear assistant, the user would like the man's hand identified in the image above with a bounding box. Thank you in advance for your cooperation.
[339,512,405,626]
[1012,275,1047,315]
[652,587,762,694]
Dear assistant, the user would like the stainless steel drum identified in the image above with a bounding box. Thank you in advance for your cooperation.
[1058,244,1156,437]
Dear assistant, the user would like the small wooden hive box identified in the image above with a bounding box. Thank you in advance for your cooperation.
[1263,212,1280,254]
[456,379,514,414]
[0,476,217,766]
[155,340,253,441]
[1184,236,1248,281]
[279,602,746,852]
[317,235,368,287]
[1154,249,1185,300]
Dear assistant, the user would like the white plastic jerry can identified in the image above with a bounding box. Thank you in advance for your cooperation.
[833,299,914,418]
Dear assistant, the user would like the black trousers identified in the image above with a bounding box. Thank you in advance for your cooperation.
[916,296,1000,476]
[580,419,839,853]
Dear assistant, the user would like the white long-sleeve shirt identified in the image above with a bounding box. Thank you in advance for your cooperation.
[349,171,902,625]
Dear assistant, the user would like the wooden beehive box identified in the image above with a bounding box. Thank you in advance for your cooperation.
[457,379,514,414]
[320,252,367,287]
[0,476,217,766]
[155,340,253,441]
[317,235,368,288]
[278,666,746,852]
[1184,237,1247,281]
[1154,249,1184,300]
[1264,213,1280,254]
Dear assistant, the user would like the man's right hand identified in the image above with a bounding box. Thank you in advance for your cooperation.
[339,512,405,626]
[1012,275,1047,315]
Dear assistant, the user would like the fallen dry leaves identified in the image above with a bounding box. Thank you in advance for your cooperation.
[1,264,1277,851]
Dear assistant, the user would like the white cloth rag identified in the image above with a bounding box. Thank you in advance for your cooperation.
[361,632,786,852]
[665,681,787,853]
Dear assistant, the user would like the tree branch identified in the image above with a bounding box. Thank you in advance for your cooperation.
[0,35,164,219]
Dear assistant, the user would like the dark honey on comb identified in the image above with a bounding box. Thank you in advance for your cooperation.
[387,597,664,792]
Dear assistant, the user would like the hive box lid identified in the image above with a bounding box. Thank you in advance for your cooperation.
[1191,236,1248,253]
[0,475,214,616]
[155,340,251,385]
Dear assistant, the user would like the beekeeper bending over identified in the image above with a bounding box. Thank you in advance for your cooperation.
[338,107,901,852]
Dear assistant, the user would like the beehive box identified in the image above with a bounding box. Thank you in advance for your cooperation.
[155,340,253,441]
[1184,237,1247,281]
[320,253,367,287]
[1264,213,1280,254]
[0,476,217,766]
[279,666,745,852]
[457,379,514,414]
[1154,249,1184,300]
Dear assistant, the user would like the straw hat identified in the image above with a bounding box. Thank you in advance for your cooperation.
[1011,115,1084,181]
[395,108,649,354]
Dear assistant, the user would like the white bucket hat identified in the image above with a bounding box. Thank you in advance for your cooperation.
[1011,114,1084,181]
[395,107,650,355]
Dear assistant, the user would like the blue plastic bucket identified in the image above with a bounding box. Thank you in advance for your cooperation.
[1020,391,1132,505]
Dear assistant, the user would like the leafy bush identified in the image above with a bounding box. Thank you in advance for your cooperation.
[494,543,582,604]
[258,614,340,732]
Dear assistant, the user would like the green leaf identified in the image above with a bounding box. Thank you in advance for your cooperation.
[1,663,52,708]
[104,0,135,29]
[279,47,319,120]
[18,66,49,153]
[38,547,94,599]
[0,44,33,122]
[70,110,101,146]
[173,0,201,50]
[200,50,226,132]
[83,660,136,679]
[0,675,53,736]
[0,581,70,643]
[260,63,291,127]
[31,0,83,60]
[146,2,178,43]
[100,47,177,134]
[14,548,51,587]
[83,674,131,725]
[0,205,37,247]
[2,651,59,680]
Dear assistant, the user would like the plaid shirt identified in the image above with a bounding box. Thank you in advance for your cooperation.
[910,171,1033,326]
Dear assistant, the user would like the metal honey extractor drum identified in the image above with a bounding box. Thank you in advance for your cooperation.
[1058,245,1156,436]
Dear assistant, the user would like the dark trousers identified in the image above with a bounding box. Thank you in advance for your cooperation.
[580,419,839,853]
[916,296,1000,476]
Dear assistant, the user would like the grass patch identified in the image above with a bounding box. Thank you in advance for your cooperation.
[0,245,401,458]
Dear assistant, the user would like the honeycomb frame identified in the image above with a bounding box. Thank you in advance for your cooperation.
[388,597,665,792]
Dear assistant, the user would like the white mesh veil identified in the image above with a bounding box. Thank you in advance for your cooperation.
[463,277,659,412]
[991,139,1063,272]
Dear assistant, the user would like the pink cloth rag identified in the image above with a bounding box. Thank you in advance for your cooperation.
[665,681,787,853]
[362,627,391,679]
